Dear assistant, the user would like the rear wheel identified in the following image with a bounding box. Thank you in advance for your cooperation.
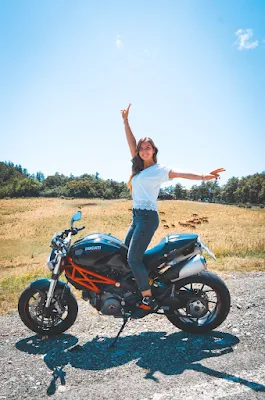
[18,286,78,336]
[165,271,231,333]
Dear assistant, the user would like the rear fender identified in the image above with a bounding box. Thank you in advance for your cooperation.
[30,278,71,293]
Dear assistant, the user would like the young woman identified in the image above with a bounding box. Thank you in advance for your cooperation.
[121,103,225,315]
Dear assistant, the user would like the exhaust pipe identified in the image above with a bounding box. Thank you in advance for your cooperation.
[162,254,207,282]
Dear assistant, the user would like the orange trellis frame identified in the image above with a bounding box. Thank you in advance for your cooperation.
[65,257,119,293]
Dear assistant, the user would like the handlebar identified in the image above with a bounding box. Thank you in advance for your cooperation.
[71,225,85,235]
[62,225,86,237]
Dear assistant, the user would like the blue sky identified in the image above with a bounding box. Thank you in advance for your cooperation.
[1,0,264,189]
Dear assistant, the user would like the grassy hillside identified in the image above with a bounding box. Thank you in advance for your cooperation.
[0,198,264,315]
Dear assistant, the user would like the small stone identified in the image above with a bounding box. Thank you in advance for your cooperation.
[236,304,242,309]
[232,328,239,334]
[58,385,66,393]
[246,303,256,309]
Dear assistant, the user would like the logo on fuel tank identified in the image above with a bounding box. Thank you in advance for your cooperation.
[85,246,102,251]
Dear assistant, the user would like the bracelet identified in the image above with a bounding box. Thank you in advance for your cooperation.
[124,119,129,124]
[201,174,205,181]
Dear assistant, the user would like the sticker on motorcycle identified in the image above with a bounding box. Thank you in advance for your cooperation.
[85,246,102,251]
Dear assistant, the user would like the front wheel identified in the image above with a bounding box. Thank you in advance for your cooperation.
[165,271,231,333]
[18,285,78,336]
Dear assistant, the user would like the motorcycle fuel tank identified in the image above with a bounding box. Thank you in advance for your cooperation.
[69,233,129,272]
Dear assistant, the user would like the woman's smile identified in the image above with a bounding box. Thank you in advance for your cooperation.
[139,142,154,160]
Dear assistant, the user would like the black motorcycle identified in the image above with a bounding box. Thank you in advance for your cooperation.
[18,211,231,346]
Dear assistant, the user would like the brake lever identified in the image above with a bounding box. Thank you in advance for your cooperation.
[70,226,85,236]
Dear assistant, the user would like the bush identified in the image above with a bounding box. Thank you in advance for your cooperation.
[40,187,64,197]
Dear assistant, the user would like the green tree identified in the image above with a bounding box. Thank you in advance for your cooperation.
[189,185,200,201]
[173,183,187,200]
[36,171,45,183]
[221,177,239,203]
[42,173,68,188]
[159,185,174,200]
[15,178,41,197]
[258,182,265,204]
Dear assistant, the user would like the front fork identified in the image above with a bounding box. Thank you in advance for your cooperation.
[44,254,62,310]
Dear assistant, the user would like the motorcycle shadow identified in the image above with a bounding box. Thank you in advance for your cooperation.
[16,330,265,394]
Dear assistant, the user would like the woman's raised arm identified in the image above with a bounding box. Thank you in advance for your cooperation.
[121,104,137,158]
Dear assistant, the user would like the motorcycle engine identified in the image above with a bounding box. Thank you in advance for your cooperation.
[87,283,140,317]
[100,292,122,315]
[84,278,140,317]
[87,291,123,316]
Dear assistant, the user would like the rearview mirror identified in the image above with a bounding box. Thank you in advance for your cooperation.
[71,211,82,227]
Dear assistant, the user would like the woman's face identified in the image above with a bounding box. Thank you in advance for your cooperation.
[138,141,155,162]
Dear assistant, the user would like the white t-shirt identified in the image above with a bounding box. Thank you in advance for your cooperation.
[132,163,172,211]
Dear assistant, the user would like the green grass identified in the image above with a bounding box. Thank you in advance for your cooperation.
[0,267,50,314]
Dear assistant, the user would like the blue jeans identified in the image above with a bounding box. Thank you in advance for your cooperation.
[124,209,159,292]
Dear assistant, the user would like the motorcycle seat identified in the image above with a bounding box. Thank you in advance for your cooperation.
[143,233,198,270]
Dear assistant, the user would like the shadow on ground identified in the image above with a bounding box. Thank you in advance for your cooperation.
[16,330,265,396]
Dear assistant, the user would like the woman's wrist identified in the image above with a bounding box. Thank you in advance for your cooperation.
[124,119,129,124]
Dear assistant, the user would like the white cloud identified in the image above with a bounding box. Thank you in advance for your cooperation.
[235,29,258,50]
[116,35,123,50]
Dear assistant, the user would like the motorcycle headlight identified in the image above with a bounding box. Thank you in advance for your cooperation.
[50,231,63,249]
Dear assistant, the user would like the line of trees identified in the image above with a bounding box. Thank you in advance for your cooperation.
[0,162,129,199]
[159,173,265,206]
[0,161,264,206]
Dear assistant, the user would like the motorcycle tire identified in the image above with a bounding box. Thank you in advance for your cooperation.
[18,285,78,336]
[165,271,231,334]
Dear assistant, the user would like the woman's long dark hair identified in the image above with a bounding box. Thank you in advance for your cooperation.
[127,137,158,193]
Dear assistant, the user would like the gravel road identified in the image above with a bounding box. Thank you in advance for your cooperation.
[1,271,265,400]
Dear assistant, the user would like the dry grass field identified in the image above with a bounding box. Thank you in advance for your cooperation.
[0,198,264,315]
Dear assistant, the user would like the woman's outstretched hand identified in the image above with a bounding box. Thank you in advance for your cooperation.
[204,168,226,181]
[121,103,131,121]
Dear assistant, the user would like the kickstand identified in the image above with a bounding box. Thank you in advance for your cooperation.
[109,317,129,348]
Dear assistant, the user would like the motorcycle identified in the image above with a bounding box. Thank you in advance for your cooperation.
[18,211,231,346]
